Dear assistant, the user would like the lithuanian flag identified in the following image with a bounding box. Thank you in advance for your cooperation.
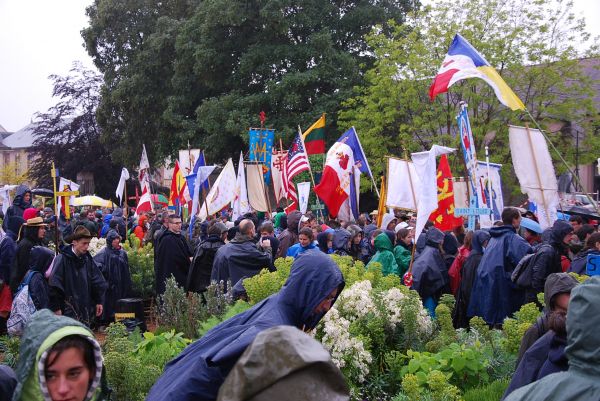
[302,114,326,155]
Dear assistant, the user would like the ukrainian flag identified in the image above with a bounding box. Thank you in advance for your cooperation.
[429,34,525,111]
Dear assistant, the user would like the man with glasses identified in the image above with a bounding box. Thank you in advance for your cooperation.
[155,214,192,295]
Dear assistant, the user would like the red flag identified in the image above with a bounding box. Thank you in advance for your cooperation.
[429,155,463,231]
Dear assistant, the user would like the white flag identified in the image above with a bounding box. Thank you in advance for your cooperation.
[139,144,151,193]
[509,125,559,229]
[57,178,80,216]
[411,145,455,240]
[297,182,311,214]
[199,159,236,220]
[271,150,288,203]
[115,168,130,203]
[232,152,252,219]
[386,157,421,211]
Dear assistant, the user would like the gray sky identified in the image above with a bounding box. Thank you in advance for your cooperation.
[0,0,599,133]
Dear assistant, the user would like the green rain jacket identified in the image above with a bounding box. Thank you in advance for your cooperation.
[393,244,412,277]
[367,233,399,276]
[11,309,109,401]
[505,276,600,401]
[217,325,349,401]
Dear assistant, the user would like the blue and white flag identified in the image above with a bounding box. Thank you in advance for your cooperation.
[476,161,504,227]
[187,165,216,236]
[249,128,275,184]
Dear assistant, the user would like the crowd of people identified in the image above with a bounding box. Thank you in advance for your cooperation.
[1,183,600,400]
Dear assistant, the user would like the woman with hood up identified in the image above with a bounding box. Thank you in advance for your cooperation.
[1,184,32,232]
[11,309,109,401]
[93,230,131,324]
[347,224,369,264]
[21,246,55,311]
[317,230,334,254]
[453,230,490,328]
[367,232,399,276]
[568,232,600,275]
[146,250,345,401]
[411,227,447,317]
[332,228,352,256]
[99,214,112,238]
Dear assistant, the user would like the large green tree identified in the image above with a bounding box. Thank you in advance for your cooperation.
[82,0,418,167]
[339,0,600,202]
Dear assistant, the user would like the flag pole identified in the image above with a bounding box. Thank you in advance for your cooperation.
[51,162,59,254]
[123,177,128,219]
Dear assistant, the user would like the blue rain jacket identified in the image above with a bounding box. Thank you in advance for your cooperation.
[145,249,345,401]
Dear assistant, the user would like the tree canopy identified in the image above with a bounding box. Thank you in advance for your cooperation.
[82,0,418,168]
[338,0,600,201]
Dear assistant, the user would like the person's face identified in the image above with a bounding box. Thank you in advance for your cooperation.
[386,220,397,231]
[553,293,570,313]
[72,238,91,255]
[512,215,522,229]
[38,225,47,239]
[299,234,311,247]
[402,235,412,246]
[168,219,182,234]
[24,192,31,203]
[353,233,363,245]
[45,347,92,401]
[313,288,338,315]
[562,231,575,245]
[260,230,271,238]
[570,221,582,232]
[111,238,120,249]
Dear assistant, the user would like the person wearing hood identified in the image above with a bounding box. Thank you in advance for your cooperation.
[99,213,112,238]
[524,220,574,306]
[504,276,600,401]
[442,232,459,271]
[10,214,48,293]
[109,208,127,239]
[468,208,532,327]
[155,214,192,295]
[1,184,32,232]
[133,214,148,246]
[211,219,272,292]
[93,230,131,323]
[367,232,399,276]
[453,230,490,329]
[216,325,349,401]
[49,226,107,327]
[448,231,473,295]
[317,230,334,254]
[21,246,55,311]
[332,228,352,256]
[393,227,413,277]
[568,231,600,275]
[516,272,579,364]
[411,227,447,317]
[379,213,397,231]
[187,222,228,294]
[346,224,369,263]
[11,309,110,401]
[146,249,345,401]
[0,216,24,333]
[286,228,317,259]
[276,211,301,258]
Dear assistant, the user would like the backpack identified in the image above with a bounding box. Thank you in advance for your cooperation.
[7,271,38,336]
[511,244,552,289]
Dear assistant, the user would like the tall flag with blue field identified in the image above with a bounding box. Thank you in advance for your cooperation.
[429,34,525,111]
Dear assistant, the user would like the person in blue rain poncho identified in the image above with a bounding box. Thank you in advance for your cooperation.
[145,249,345,401]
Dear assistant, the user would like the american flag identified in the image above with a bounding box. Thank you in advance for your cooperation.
[284,132,310,203]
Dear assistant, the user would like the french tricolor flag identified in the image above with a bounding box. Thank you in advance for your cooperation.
[429,34,525,111]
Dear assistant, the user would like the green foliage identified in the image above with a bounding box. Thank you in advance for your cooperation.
[502,303,541,354]
[134,330,191,370]
[198,300,252,337]
[243,257,294,304]
[122,235,155,298]
[398,370,462,401]
[439,294,456,312]
[426,304,457,352]
[463,379,509,401]
[0,336,20,368]
[104,350,162,401]
[339,0,600,201]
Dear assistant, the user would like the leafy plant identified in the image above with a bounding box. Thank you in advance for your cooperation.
[0,335,20,368]
[198,300,252,337]
[463,379,509,401]
[122,235,155,298]
[104,350,162,401]
[134,330,191,370]
[501,303,541,354]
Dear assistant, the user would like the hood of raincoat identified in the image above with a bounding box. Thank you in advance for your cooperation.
[332,228,351,252]
[6,215,24,236]
[12,185,32,208]
[138,214,148,227]
[11,309,107,401]
[29,246,55,273]
[317,232,331,252]
[489,225,517,238]
[286,211,302,233]
[112,208,123,218]
[565,276,600,375]
[217,325,349,401]
[106,229,121,249]
[379,213,396,230]
[426,227,444,246]
[374,232,394,252]
[471,230,491,253]
[346,224,362,239]
[442,233,459,255]
[102,214,112,225]
[549,220,573,247]
[543,273,578,311]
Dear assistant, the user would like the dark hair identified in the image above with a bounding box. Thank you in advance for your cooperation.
[585,232,600,250]
[396,228,410,241]
[370,229,383,240]
[548,310,567,338]
[45,335,96,383]
[276,207,284,213]
[259,222,274,234]
[462,230,474,250]
[168,214,181,222]
[569,215,583,224]
[299,227,314,240]
[576,224,595,242]
[501,207,521,225]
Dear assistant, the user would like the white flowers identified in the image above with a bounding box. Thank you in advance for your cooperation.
[88,237,106,256]
[336,280,378,320]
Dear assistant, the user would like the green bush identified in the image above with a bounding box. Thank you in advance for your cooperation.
[123,235,155,298]
[463,379,509,401]
[501,303,540,354]
[198,300,252,337]
[134,330,191,370]
[0,335,20,368]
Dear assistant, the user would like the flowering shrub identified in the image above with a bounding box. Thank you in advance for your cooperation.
[88,236,106,256]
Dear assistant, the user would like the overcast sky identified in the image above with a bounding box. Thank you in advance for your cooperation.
[0,0,599,133]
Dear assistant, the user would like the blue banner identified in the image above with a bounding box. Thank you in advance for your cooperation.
[456,104,480,230]
[249,128,275,185]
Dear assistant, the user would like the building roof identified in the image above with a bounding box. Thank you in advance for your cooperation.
[1,123,35,149]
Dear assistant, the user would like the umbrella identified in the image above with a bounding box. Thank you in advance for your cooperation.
[520,217,542,234]
[565,205,600,221]
[151,194,168,207]
[73,195,114,208]
[31,188,54,197]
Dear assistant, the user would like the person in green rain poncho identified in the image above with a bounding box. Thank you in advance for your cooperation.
[366,232,399,276]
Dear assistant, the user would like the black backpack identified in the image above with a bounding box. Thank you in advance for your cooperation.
[511,244,552,289]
